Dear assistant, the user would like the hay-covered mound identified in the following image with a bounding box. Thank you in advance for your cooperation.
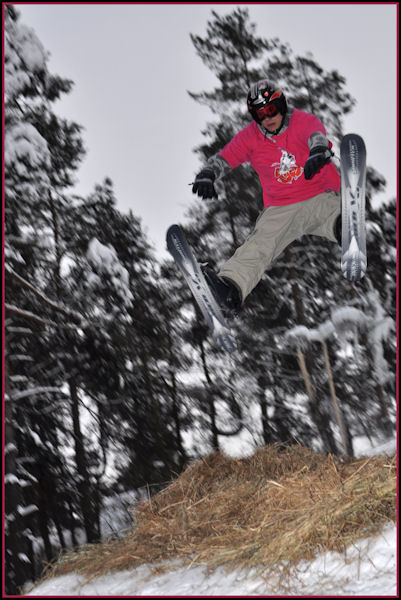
[50,444,396,581]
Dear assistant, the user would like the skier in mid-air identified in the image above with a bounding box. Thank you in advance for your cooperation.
[192,79,342,317]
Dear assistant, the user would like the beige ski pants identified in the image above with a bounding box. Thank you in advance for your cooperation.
[219,190,341,301]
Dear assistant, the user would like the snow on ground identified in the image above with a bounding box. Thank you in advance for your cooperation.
[26,438,398,597]
[26,524,397,596]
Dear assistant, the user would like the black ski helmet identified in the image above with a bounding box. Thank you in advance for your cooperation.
[247,80,287,124]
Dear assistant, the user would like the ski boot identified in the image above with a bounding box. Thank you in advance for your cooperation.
[201,266,242,318]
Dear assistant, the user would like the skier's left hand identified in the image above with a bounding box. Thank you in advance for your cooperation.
[304,146,333,180]
[192,167,217,199]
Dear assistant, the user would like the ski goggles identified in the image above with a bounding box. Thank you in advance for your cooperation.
[255,103,280,120]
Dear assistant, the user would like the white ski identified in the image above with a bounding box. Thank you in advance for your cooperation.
[340,133,367,281]
[166,224,237,353]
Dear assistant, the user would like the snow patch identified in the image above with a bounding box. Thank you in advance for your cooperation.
[27,525,397,596]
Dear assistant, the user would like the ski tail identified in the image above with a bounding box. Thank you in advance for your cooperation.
[340,134,367,281]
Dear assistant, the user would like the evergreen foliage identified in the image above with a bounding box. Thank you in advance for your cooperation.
[4,7,188,594]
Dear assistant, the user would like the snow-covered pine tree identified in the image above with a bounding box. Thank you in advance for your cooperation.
[63,179,189,491]
[4,6,88,593]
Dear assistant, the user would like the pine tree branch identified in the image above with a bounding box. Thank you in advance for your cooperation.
[5,265,82,323]
[6,386,68,402]
[5,304,80,331]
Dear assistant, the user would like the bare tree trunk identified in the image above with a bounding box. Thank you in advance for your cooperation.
[257,375,271,445]
[199,339,220,451]
[321,341,352,456]
[37,494,53,562]
[167,326,187,467]
[48,190,62,300]
[285,247,337,453]
[69,376,99,543]
[170,368,187,466]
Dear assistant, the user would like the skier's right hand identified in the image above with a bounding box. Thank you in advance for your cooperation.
[304,146,333,180]
[192,167,217,199]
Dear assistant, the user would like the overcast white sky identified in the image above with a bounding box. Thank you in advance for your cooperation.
[16,3,398,258]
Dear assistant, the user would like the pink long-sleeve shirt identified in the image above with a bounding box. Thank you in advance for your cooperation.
[219,108,340,207]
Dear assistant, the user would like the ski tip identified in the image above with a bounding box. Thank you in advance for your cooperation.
[166,224,181,238]
[341,133,366,152]
[341,132,363,141]
[166,225,186,256]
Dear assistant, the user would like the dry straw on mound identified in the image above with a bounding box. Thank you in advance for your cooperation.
[49,444,396,582]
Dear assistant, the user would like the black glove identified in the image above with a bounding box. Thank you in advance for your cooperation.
[304,146,333,180]
[192,167,217,199]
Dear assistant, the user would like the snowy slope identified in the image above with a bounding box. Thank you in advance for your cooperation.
[26,525,397,596]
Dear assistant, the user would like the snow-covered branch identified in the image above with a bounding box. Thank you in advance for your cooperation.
[286,295,395,387]
[7,386,68,402]
[6,265,83,323]
[5,303,80,331]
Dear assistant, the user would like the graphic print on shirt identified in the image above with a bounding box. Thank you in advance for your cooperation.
[273,149,303,184]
